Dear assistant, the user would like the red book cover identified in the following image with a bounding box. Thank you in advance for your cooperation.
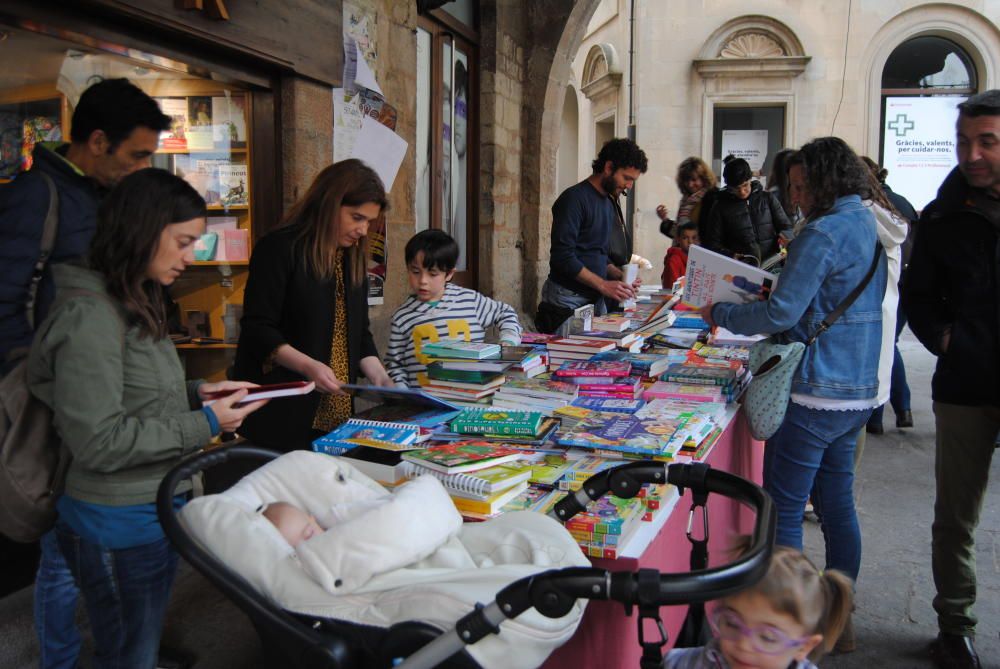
[546,338,617,354]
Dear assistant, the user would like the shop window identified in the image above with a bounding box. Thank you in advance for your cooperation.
[0,19,268,381]
[415,11,478,288]
[711,106,785,186]
[879,36,977,210]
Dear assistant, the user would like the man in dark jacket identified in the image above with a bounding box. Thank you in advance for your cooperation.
[0,78,168,669]
[903,89,1000,669]
[702,156,791,264]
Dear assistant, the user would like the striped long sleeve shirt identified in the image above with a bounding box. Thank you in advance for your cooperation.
[384,283,523,387]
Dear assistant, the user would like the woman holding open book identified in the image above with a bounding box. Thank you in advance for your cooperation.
[235,159,396,451]
[701,138,887,651]
[27,169,267,668]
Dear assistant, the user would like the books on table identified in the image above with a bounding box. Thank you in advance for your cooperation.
[570,397,646,414]
[546,337,617,355]
[557,412,684,457]
[683,244,779,309]
[553,360,632,378]
[590,350,672,378]
[312,419,420,454]
[401,441,522,474]
[591,314,632,332]
[495,377,579,401]
[339,383,460,412]
[402,459,533,497]
[450,482,530,516]
[421,340,502,360]
[642,381,724,403]
[450,407,545,437]
[425,362,507,386]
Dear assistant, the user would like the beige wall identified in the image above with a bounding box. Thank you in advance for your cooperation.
[561,0,1000,288]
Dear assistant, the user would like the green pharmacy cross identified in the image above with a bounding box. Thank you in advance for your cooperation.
[888,114,915,137]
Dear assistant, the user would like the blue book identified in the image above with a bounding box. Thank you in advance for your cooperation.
[590,351,672,377]
[340,384,460,412]
[570,397,646,414]
[312,418,419,454]
[557,413,683,457]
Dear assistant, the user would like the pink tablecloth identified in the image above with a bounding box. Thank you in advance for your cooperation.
[541,409,765,669]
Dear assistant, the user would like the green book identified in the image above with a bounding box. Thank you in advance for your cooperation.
[450,407,545,436]
[426,362,507,385]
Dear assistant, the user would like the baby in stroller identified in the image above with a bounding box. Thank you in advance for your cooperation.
[179,450,589,668]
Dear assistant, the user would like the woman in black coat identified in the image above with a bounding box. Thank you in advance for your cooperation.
[235,160,395,451]
[703,156,791,264]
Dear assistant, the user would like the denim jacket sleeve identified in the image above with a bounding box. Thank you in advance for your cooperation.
[712,224,837,336]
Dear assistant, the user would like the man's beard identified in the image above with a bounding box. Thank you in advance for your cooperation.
[601,174,619,196]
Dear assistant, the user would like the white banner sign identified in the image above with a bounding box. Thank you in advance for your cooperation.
[721,129,768,175]
[882,96,964,211]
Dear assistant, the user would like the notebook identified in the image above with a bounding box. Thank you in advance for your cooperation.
[400,441,522,474]
[402,460,532,497]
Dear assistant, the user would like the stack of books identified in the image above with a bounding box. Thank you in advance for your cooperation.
[491,377,579,414]
[565,328,645,352]
[554,360,641,399]
[569,397,646,414]
[420,361,508,402]
[545,337,616,370]
[662,362,747,402]
[591,313,632,332]
[590,350,673,379]
[642,381,724,403]
[401,441,529,517]
[499,344,548,379]
[556,411,684,459]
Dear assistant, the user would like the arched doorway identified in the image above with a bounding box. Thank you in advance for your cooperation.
[557,84,580,195]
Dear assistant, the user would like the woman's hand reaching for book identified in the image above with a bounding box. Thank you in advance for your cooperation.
[198,380,259,401]
[207,389,269,432]
[303,359,348,395]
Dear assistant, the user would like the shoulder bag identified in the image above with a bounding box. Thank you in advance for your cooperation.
[743,240,883,441]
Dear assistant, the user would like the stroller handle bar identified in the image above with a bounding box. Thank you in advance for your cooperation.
[396,460,775,669]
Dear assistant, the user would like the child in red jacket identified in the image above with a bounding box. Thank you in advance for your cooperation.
[662,221,699,289]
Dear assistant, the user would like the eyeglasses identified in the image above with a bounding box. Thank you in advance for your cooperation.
[709,608,809,655]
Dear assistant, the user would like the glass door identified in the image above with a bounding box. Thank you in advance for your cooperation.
[416,16,477,288]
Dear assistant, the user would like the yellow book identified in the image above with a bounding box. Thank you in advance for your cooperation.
[450,482,529,515]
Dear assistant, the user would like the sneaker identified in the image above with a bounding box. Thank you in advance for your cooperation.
[896,410,914,428]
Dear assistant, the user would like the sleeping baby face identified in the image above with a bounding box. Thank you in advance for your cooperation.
[263,501,324,547]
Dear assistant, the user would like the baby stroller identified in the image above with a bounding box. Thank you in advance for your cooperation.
[157,445,775,669]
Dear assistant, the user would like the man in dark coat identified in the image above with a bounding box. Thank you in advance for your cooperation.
[904,89,1000,669]
[0,78,168,669]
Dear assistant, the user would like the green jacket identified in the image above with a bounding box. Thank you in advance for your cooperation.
[27,264,212,505]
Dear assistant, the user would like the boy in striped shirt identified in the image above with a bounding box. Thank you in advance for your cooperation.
[385,229,522,387]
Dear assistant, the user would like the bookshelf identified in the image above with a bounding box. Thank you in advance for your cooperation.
[143,84,253,383]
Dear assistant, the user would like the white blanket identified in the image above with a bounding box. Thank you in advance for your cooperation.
[180,451,589,669]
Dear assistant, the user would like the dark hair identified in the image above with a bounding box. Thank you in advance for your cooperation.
[405,229,459,272]
[788,137,873,220]
[722,155,752,187]
[455,60,468,99]
[676,221,699,235]
[70,78,171,151]
[675,157,716,195]
[768,149,797,215]
[283,159,388,286]
[90,168,206,338]
[860,155,889,184]
[591,138,648,175]
[957,89,1000,118]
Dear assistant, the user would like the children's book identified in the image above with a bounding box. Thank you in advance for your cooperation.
[557,413,682,457]
[402,459,532,496]
[421,340,501,360]
[590,350,672,378]
[520,332,560,345]
[565,329,643,348]
[591,314,632,332]
[353,402,461,429]
[401,441,522,474]
[683,245,779,309]
[570,376,640,393]
[426,362,506,385]
[662,363,739,387]
[450,407,545,436]
[553,360,632,378]
[312,418,419,453]
[570,397,646,414]
[450,482,530,515]
[499,377,580,400]
[340,384,459,412]
[642,381,724,403]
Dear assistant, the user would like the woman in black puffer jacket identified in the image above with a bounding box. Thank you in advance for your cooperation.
[703,155,791,264]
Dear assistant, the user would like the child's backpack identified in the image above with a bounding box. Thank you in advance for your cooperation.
[0,172,64,543]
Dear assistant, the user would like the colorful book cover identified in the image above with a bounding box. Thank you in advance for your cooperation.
[570,397,646,414]
[663,363,739,387]
[450,482,529,515]
[527,453,574,486]
[157,97,188,150]
[353,403,461,429]
[501,484,557,512]
[520,332,560,345]
[404,460,532,496]
[591,314,632,332]
[401,441,521,474]
[642,381,724,402]
[557,414,681,456]
[553,360,632,378]
[572,376,641,393]
[500,377,580,399]
[218,162,249,207]
[683,244,779,309]
[546,337,617,353]
[450,407,544,436]
[426,362,506,385]
[210,95,247,147]
[314,418,418,452]
[421,340,501,360]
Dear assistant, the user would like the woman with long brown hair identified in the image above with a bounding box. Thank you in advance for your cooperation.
[235,159,395,451]
[27,168,265,668]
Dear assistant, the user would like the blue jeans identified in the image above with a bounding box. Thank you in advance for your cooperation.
[765,401,872,582]
[56,522,179,669]
[35,529,81,669]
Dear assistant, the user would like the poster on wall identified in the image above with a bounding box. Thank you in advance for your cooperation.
[882,96,964,211]
[721,130,768,175]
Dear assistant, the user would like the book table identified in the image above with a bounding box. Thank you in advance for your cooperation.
[541,407,764,669]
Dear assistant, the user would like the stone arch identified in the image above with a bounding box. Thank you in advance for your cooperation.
[580,43,622,99]
[557,83,580,195]
[518,0,604,314]
[859,3,1000,156]
[694,15,809,78]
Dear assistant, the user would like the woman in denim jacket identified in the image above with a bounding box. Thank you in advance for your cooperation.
[703,138,886,594]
